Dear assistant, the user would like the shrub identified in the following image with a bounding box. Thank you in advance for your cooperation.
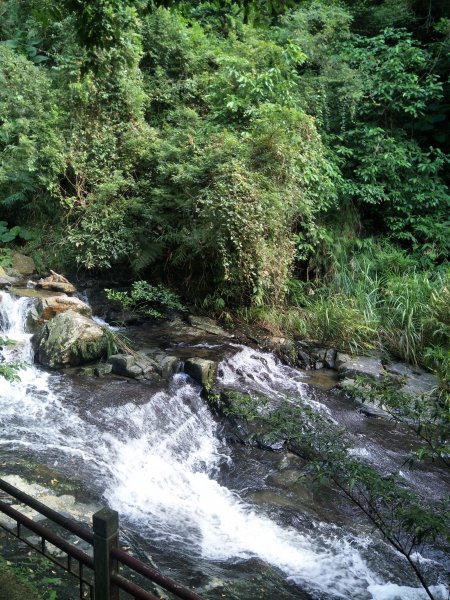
[105,281,185,319]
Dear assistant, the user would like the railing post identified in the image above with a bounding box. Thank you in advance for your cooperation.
[93,507,119,600]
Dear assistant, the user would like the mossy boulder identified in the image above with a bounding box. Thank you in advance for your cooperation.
[11,251,35,276]
[35,310,109,368]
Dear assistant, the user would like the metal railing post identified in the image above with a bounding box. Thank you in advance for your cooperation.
[93,507,119,600]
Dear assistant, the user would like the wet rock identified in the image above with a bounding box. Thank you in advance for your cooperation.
[160,355,180,378]
[184,357,217,388]
[294,345,337,370]
[338,378,389,418]
[108,353,163,382]
[323,348,337,369]
[0,277,13,289]
[335,353,384,380]
[0,266,18,288]
[94,363,113,377]
[11,251,35,276]
[385,362,438,396]
[188,315,233,337]
[35,310,109,368]
[36,280,77,294]
[80,363,113,377]
[296,347,313,369]
[108,354,139,377]
[26,305,42,333]
[37,294,92,321]
[137,348,179,378]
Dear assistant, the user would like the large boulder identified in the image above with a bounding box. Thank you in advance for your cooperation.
[0,265,19,288]
[37,295,92,321]
[335,353,384,380]
[107,348,179,382]
[35,310,109,368]
[188,315,233,338]
[11,251,35,276]
[0,266,13,289]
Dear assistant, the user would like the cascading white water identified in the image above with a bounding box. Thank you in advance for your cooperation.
[0,291,447,600]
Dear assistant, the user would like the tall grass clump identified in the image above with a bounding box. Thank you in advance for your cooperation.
[282,238,449,367]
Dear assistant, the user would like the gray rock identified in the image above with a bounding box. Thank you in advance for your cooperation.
[296,349,313,369]
[160,355,180,378]
[335,353,384,380]
[0,277,13,289]
[324,348,337,369]
[108,354,140,377]
[385,362,438,396]
[94,363,113,377]
[11,251,35,276]
[184,357,217,387]
[36,310,108,368]
[0,266,17,287]
[338,378,389,418]
[37,294,92,321]
[188,315,232,337]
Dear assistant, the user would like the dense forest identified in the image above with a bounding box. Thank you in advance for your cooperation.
[0,0,449,373]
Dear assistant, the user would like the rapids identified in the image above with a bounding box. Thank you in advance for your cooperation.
[0,290,448,599]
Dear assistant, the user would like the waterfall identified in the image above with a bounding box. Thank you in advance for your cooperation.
[0,291,447,600]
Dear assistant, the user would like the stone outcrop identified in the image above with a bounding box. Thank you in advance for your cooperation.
[335,353,384,380]
[107,348,179,382]
[36,280,77,294]
[36,271,76,294]
[385,362,438,396]
[296,343,337,370]
[37,295,92,321]
[188,315,233,338]
[184,357,217,388]
[35,310,109,368]
[0,266,15,289]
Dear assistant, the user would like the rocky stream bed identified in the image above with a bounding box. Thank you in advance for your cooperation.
[0,260,449,600]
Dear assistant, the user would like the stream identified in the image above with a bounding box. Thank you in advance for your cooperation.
[0,290,448,600]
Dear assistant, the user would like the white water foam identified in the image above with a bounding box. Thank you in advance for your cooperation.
[0,291,447,599]
[218,345,332,415]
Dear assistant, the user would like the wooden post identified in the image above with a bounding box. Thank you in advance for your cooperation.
[93,507,119,600]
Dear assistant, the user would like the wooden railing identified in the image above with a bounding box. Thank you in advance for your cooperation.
[0,478,206,600]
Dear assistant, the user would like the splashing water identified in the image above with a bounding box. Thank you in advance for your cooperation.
[0,291,447,599]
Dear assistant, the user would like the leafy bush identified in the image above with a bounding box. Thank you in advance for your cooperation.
[105,281,185,319]
[0,45,63,209]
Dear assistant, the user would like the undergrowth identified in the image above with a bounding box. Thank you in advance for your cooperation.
[236,239,450,373]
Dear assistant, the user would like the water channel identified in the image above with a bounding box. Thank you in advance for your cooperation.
[0,290,448,599]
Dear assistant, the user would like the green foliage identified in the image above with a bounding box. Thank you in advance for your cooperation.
[63,0,141,73]
[0,44,64,209]
[0,0,448,354]
[105,281,185,319]
[0,221,34,244]
[285,239,450,364]
[0,360,26,382]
